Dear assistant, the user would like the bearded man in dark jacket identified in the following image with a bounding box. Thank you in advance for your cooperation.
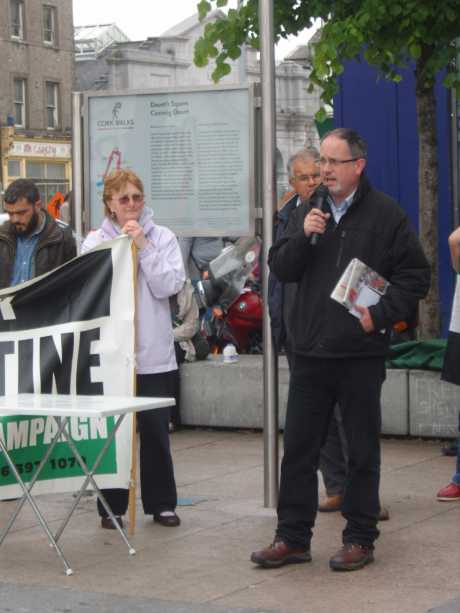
[251,128,430,572]
[0,178,76,289]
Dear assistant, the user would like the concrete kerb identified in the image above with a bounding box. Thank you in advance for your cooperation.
[180,356,458,439]
[409,370,460,438]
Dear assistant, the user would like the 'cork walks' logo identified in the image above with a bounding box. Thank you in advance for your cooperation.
[97,101,135,130]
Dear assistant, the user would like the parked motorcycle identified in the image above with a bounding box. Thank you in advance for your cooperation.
[195,237,263,354]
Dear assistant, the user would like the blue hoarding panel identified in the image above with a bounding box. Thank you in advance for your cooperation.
[334,60,454,336]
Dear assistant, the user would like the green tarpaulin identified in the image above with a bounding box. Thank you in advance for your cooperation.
[386,340,447,371]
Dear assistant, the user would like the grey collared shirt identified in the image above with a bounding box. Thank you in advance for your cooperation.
[328,191,356,224]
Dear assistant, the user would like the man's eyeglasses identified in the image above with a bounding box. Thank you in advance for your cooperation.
[291,174,320,182]
[316,157,362,168]
[112,194,144,205]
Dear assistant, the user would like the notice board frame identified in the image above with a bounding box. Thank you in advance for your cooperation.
[82,84,256,237]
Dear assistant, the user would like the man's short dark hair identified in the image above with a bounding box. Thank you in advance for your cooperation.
[4,179,40,206]
[321,128,368,160]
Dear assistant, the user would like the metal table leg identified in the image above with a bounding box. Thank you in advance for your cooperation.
[0,418,74,576]
[53,414,136,556]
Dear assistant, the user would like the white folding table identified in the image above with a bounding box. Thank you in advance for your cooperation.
[0,393,175,575]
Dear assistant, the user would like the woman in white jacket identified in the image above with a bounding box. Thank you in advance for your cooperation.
[82,168,185,529]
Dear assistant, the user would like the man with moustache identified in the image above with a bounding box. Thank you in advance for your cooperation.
[0,178,76,289]
[252,128,430,571]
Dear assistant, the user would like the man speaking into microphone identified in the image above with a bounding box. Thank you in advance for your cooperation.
[251,128,430,572]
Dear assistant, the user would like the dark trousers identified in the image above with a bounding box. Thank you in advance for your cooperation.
[98,371,178,518]
[319,404,348,496]
[288,352,348,497]
[276,356,384,549]
[172,343,184,427]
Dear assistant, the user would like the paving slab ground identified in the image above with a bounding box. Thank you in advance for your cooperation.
[0,583,278,613]
[0,430,459,613]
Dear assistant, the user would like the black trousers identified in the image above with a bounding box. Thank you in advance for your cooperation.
[98,371,178,518]
[287,352,348,497]
[319,404,348,496]
[276,355,384,549]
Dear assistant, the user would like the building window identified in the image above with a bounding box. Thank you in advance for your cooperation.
[43,5,56,45]
[13,78,26,128]
[26,161,66,180]
[26,161,45,179]
[10,0,24,39]
[46,163,66,180]
[7,160,21,177]
[45,82,59,129]
[25,161,69,207]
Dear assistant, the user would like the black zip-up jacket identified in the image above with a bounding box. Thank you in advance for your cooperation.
[268,193,299,351]
[0,211,76,289]
[268,176,430,358]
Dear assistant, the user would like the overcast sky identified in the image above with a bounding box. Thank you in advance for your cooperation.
[72,0,313,60]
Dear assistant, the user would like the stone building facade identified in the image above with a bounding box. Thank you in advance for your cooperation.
[75,12,322,196]
[0,0,74,204]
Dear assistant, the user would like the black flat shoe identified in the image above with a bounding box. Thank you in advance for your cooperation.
[153,512,181,527]
[101,516,123,530]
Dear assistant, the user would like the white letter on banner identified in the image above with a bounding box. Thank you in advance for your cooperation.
[43,417,58,444]
[70,417,89,441]
[6,420,29,450]
[0,422,4,445]
[89,417,108,440]
[29,418,45,446]
[0,297,16,320]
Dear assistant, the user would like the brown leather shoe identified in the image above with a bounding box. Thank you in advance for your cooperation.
[250,539,311,568]
[100,516,123,530]
[329,543,374,571]
[318,494,343,512]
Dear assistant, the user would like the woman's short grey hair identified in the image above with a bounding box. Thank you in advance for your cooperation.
[287,147,320,178]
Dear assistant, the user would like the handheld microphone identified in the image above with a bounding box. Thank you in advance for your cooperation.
[310,184,329,246]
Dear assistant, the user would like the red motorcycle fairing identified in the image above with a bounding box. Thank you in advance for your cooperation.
[226,289,263,351]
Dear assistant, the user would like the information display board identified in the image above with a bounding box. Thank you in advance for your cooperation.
[84,86,254,236]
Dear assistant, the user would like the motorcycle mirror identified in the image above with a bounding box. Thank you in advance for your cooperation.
[195,278,222,309]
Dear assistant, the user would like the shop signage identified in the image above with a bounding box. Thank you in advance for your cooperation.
[10,141,71,159]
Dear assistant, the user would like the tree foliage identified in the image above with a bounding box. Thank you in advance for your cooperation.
[195,0,460,338]
[195,0,460,117]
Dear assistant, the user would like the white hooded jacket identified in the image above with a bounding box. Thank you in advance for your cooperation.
[82,207,185,374]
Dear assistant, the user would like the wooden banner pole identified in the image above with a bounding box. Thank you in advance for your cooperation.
[128,241,138,536]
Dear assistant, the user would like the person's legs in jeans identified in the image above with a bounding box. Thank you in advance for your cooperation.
[453,442,460,485]
[451,411,460,485]
[436,421,460,500]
